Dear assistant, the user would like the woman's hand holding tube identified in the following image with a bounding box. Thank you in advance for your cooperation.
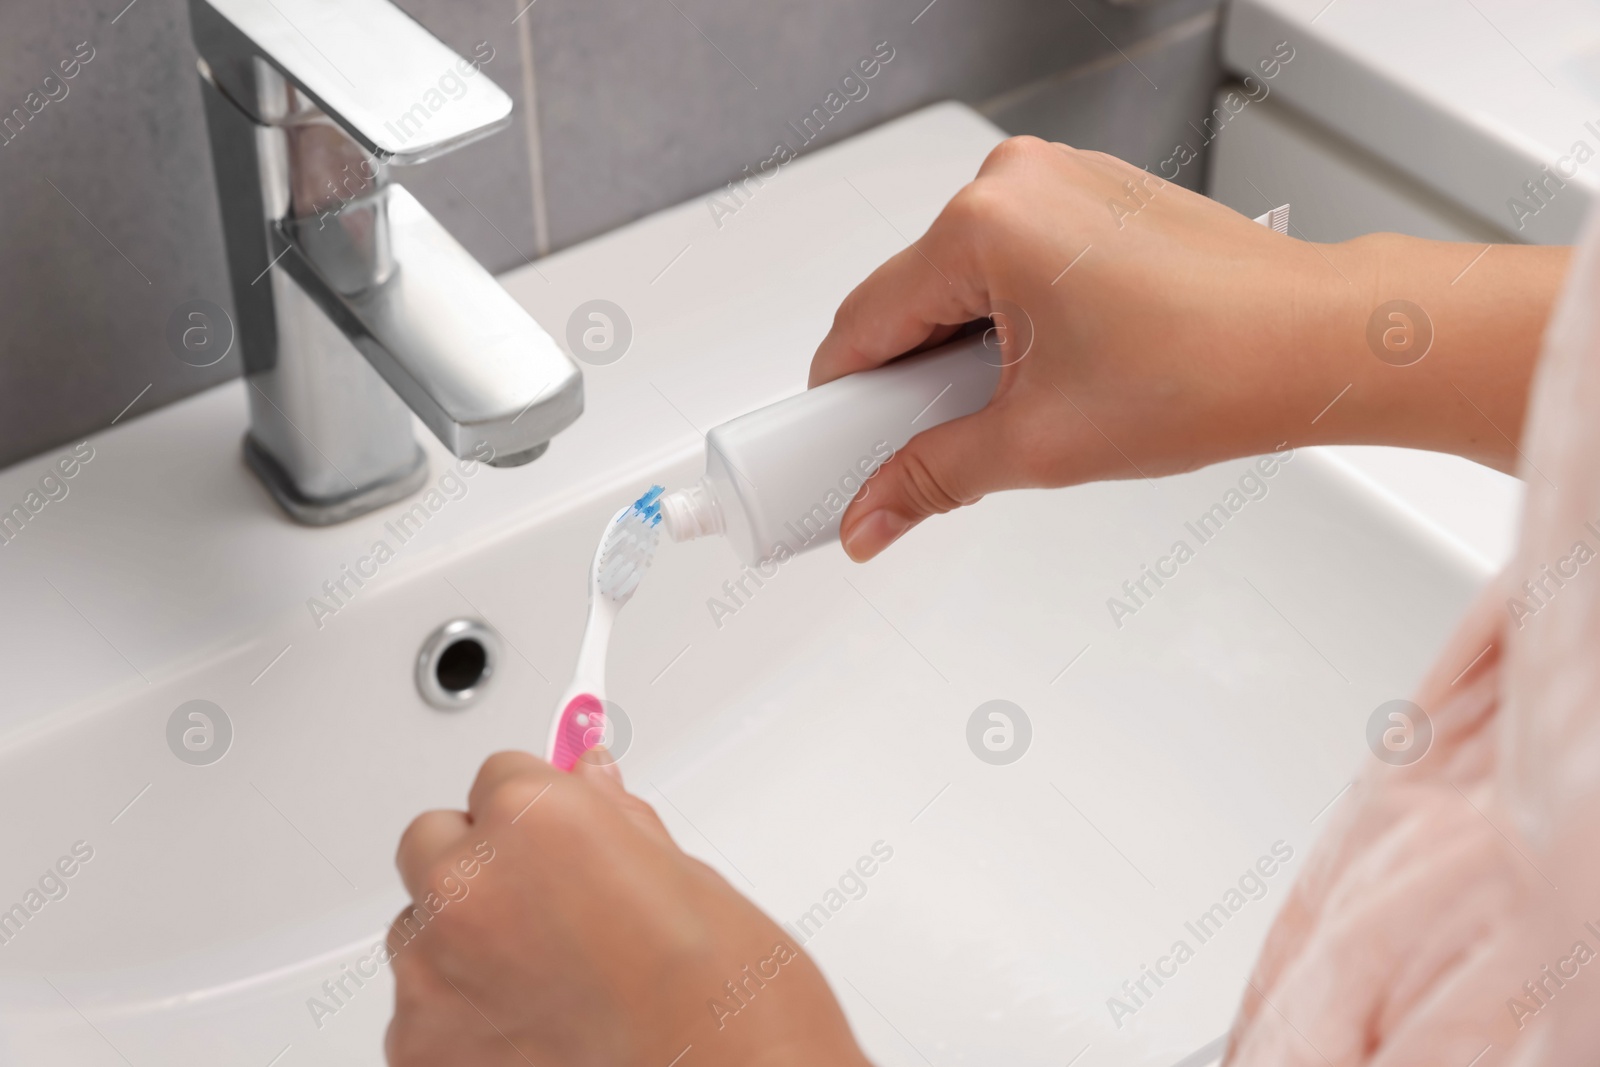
[813,136,1569,561]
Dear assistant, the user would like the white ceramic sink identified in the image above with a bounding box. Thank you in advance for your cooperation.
[0,104,1489,1066]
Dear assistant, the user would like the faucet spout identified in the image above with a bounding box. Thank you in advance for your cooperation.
[189,0,583,524]
[276,186,582,467]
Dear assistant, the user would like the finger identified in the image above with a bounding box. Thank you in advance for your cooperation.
[573,748,679,844]
[387,901,430,959]
[616,793,675,846]
[574,744,624,785]
[839,408,1011,562]
[384,944,500,1067]
[909,321,963,353]
[466,749,555,821]
[396,809,472,900]
[809,200,991,388]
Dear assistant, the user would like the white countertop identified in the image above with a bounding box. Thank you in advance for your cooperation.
[1224,0,1600,243]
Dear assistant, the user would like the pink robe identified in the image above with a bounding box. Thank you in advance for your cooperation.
[1226,220,1600,1065]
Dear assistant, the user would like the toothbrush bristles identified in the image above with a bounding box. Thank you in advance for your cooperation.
[597,484,664,602]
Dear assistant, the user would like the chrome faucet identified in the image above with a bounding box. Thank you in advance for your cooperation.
[188,0,582,524]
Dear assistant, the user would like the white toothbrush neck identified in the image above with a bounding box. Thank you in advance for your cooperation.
[570,596,616,696]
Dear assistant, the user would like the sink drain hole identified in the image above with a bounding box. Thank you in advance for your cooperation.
[436,637,488,692]
[417,618,499,710]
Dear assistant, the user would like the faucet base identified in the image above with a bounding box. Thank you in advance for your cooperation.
[484,442,549,468]
[243,434,428,526]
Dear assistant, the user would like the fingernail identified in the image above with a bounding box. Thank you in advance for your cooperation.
[842,510,912,561]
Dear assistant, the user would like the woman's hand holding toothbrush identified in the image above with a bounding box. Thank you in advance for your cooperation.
[812,135,1568,561]
[387,748,871,1067]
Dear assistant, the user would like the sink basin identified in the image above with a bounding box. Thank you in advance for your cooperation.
[0,104,1487,1066]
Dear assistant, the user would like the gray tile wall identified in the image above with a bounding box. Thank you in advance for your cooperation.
[0,0,1218,470]
[981,8,1223,192]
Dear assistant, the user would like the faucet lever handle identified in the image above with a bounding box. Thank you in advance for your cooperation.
[190,0,511,165]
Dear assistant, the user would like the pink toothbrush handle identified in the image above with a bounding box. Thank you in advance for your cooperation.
[548,694,607,771]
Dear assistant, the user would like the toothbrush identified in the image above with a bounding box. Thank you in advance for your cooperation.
[1253,203,1291,233]
[545,485,664,771]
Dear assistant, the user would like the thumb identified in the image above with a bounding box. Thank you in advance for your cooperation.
[573,744,624,785]
[840,411,1002,562]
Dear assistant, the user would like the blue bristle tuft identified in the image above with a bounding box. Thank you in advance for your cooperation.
[597,487,665,602]
[632,484,665,525]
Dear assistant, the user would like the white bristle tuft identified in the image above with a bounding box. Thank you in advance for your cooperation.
[596,505,660,602]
